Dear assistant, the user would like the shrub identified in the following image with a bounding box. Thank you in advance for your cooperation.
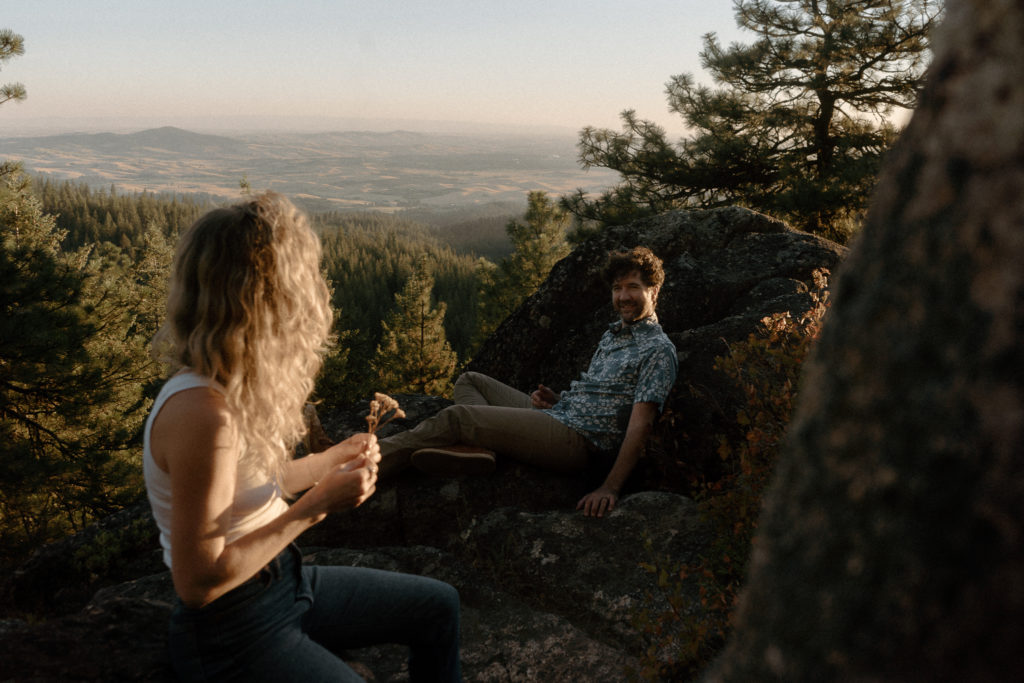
[630,271,830,680]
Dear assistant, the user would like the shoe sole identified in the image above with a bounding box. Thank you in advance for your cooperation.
[411,448,496,477]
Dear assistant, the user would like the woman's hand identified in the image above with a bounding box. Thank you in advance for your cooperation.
[323,432,380,469]
[284,432,380,495]
[306,433,381,514]
[308,453,380,514]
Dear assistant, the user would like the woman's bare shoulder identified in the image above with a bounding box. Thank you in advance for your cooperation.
[156,385,231,429]
[151,387,235,472]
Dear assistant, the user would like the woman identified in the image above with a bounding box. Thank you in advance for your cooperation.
[143,192,461,681]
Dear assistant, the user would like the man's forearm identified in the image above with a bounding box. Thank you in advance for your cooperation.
[602,402,658,493]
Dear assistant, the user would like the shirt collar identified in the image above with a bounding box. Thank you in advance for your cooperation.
[609,313,660,335]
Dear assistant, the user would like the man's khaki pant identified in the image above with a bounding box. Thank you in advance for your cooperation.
[379,372,590,476]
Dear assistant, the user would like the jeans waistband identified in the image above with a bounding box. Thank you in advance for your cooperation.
[175,544,302,616]
[246,543,301,588]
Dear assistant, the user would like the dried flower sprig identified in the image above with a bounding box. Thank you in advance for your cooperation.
[366,392,406,434]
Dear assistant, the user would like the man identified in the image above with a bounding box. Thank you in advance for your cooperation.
[379,246,677,517]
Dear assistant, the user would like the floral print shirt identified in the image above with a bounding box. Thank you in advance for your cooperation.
[544,315,677,452]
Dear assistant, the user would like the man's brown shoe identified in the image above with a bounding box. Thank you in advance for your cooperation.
[410,445,497,476]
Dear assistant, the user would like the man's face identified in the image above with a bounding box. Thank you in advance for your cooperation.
[611,270,659,323]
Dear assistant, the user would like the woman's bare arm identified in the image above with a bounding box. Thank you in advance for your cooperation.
[153,388,378,608]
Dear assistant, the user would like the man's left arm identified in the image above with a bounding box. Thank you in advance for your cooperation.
[577,335,677,518]
[576,401,659,518]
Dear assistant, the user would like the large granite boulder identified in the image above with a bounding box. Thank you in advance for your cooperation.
[705,1,1024,680]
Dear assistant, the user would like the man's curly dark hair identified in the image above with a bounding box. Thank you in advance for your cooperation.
[601,246,665,288]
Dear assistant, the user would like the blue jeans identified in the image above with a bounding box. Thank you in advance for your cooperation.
[168,545,461,682]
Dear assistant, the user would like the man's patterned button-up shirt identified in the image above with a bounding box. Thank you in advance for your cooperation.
[544,314,677,452]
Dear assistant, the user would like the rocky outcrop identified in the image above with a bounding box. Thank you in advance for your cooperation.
[2,492,705,682]
[469,206,845,488]
[1,206,845,680]
[704,1,1024,680]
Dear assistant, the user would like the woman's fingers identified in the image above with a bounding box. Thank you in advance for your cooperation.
[326,432,379,464]
[317,462,377,512]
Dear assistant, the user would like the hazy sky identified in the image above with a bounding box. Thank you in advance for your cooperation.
[1,0,746,136]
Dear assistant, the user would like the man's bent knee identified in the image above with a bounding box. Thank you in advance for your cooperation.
[454,372,482,387]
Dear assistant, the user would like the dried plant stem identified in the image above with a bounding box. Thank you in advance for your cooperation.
[366,392,406,435]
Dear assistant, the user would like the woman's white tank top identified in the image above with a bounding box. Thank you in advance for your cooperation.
[142,372,290,569]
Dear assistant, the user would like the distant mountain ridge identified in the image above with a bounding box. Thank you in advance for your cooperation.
[1,126,253,158]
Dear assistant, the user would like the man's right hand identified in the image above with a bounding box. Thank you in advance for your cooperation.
[531,384,559,409]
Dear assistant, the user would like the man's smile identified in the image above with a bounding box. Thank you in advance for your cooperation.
[610,271,659,323]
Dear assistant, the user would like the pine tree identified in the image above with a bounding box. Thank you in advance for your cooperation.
[371,256,458,396]
[0,29,26,106]
[315,212,482,392]
[0,165,167,559]
[564,0,942,240]
[476,191,570,342]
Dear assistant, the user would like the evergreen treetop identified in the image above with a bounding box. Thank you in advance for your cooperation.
[0,29,26,106]
[564,0,943,240]
[371,255,459,397]
[476,191,570,343]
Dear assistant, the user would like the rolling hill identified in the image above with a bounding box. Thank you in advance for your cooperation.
[0,126,618,212]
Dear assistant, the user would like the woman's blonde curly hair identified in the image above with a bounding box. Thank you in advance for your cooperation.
[155,192,333,480]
